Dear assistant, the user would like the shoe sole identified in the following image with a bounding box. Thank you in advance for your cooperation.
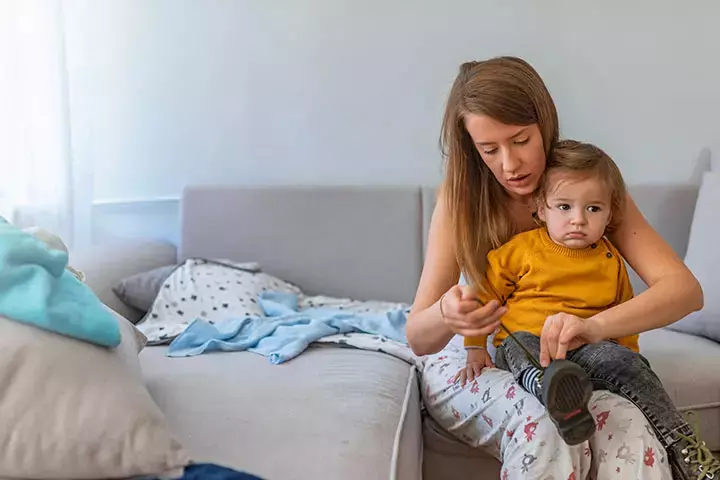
[542,360,595,446]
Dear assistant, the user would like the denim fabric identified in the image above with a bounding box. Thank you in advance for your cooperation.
[138,463,265,480]
[495,331,701,478]
[175,464,264,480]
[497,331,691,445]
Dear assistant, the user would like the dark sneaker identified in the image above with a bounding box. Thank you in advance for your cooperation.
[542,359,595,446]
[670,413,720,479]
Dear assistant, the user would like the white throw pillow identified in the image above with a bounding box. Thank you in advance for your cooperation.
[667,171,720,342]
[113,260,261,315]
[138,258,302,344]
[0,309,190,478]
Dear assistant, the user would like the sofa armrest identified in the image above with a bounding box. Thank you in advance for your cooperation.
[71,240,177,323]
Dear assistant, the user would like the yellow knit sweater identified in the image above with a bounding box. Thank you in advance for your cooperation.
[464,227,639,352]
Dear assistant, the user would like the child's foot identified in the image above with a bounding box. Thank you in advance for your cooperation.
[542,359,595,446]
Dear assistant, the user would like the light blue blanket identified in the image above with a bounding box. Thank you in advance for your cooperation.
[0,219,120,347]
[166,291,409,363]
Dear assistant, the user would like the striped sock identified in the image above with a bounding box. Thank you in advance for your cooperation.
[519,366,544,400]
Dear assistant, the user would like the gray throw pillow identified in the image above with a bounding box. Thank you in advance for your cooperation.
[113,264,179,313]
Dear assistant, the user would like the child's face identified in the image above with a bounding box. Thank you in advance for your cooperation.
[537,170,612,249]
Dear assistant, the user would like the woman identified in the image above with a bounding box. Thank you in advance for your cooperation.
[407,57,704,479]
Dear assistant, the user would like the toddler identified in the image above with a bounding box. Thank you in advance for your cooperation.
[457,140,718,479]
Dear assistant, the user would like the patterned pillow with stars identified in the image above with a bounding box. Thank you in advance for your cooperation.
[136,258,302,345]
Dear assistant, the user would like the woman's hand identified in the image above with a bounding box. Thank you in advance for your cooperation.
[453,347,494,386]
[440,285,507,337]
[539,313,604,367]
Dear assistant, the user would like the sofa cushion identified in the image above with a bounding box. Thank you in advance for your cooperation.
[640,327,720,451]
[0,310,190,479]
[139,346,422,480]
[668,311,720,345]
[422,413,500,480]
[667,171,720,342]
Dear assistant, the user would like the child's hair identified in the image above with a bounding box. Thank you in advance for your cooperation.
[535,139,627,233]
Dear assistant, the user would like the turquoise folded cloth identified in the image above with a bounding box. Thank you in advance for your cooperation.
[0,218,120,347]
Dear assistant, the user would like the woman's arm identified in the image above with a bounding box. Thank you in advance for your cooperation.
[595,194,703,338]
[406,191,460,355]
[408,188,509,356]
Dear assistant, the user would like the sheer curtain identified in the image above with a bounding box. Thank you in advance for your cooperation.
[0,0,74,244]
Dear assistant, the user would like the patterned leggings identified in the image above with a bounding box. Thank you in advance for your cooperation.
[421,344,673,480]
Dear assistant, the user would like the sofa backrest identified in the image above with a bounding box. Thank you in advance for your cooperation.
[623,183,699,292]
[179,185,425,304]
[179,183,699,304]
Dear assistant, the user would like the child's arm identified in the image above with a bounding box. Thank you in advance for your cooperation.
[463,239,527,349]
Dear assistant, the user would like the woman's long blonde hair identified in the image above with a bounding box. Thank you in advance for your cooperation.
[440,57,559,290]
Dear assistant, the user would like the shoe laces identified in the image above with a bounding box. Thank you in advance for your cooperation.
[677,412,720,479]
[499,322,545,371]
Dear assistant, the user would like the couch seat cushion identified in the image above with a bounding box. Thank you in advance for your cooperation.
[139,345,421,480]
[640,327,720,451]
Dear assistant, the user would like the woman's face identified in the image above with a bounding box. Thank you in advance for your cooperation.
[464,113,546,200]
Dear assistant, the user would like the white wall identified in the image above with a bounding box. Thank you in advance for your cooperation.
[62,1,719,209]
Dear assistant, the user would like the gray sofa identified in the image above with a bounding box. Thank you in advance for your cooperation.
[73,184,720,480]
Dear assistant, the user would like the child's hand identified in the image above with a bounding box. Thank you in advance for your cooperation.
[453,348,494,386]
